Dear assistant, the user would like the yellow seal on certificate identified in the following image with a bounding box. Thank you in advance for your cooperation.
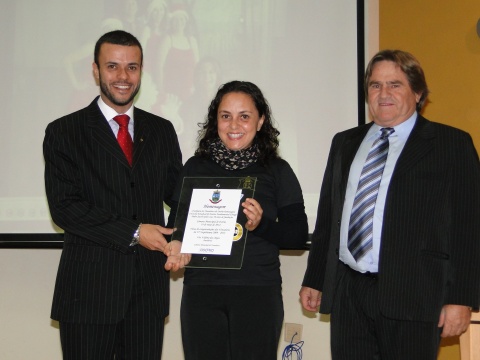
[233,223,243,241]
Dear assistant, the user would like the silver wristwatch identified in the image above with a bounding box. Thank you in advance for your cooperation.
[130,223,142,246]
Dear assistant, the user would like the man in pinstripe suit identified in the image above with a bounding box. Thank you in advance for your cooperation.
[43,30,182,359]
[300,50,480,359]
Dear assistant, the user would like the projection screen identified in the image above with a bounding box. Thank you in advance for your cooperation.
[0,0,363,241]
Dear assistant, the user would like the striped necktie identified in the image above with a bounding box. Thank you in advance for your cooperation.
[348,127,394,261]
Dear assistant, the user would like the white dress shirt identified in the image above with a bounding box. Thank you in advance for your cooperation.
[97,97,135,140]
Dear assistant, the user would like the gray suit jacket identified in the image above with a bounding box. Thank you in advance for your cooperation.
[44,97,182,323]
[303,115,480,322]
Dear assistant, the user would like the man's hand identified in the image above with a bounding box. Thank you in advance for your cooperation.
[164,240,191,271]
[138,224,173,251]
[438,304,472,337]
[299,286,322,312]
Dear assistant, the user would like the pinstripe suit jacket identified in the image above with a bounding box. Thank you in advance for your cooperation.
[303,115,480,322]
[44,97,182,324]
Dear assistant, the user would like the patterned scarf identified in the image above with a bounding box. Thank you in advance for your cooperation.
[208,138,259,170]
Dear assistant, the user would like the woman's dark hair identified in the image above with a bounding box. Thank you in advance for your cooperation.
[94,30,143,67]
[195,80,280,165]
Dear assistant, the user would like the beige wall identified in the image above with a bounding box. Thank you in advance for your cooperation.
[379,1,480,359]
[0,249,332,359]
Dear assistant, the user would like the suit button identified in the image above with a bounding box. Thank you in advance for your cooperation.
[337,220,340,226]
[335,248,339,255]
[132,215,137,220]
[131,182,135,188]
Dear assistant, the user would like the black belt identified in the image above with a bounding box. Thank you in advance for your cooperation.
[341,262,379,279]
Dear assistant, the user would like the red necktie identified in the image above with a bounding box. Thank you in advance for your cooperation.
[113,115,133,166]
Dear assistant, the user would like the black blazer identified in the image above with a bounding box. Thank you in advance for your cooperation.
[303,115,480,322]
[44,97,182,324]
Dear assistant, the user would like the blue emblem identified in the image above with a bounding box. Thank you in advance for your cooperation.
[211,190,221,203]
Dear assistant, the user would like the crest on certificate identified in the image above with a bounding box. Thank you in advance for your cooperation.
[210,189,221,203]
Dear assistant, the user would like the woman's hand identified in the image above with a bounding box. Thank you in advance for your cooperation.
[242,198,263,231]
[164,240,192,272]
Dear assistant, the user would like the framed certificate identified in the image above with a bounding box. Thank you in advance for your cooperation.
[171,176,257,269]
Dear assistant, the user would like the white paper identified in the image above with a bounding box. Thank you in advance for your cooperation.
[181,188,242,255]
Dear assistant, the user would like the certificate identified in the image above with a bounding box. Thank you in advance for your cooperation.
[181,188,242,255]
[171,176,257,269]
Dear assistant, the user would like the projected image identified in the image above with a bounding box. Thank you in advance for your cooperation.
[1,0,358,233]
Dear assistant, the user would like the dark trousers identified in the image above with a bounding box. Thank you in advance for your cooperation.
[59,257,165,360]
[330,264,441,360]
[181,284,284,360]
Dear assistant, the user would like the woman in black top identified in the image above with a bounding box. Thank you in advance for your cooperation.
[166,80,308,360]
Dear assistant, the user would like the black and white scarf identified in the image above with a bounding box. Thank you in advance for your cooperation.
[208,138,259,171]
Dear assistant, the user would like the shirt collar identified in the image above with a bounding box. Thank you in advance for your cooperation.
[367,112,417,141]
[97,97,134,123]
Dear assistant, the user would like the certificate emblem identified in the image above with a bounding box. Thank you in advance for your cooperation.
[239,176,256,190]
[210,190,221,203]
[233,223,243,241]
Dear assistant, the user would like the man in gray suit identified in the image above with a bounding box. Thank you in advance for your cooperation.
[300,49,480,359]
[44,30,182,359]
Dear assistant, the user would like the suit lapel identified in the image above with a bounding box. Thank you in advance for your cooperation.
[87,98,131,168]
[132,108,150,169]
[338,124,372,196]
[391,115,435,180]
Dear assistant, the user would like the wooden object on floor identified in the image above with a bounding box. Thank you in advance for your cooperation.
[460,311,480,360]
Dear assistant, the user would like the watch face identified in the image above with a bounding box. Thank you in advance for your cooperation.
[131,224,141,246]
